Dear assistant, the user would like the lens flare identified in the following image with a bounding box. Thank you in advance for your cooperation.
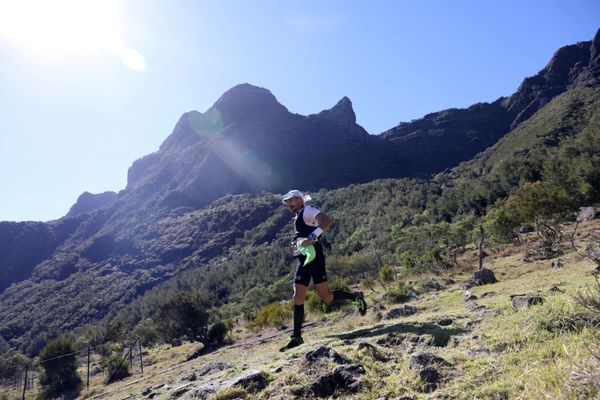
[0,0,145,71]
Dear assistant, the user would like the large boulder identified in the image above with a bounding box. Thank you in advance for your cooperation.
[472,268,498,285]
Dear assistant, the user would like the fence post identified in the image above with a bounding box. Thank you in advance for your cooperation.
[87,345,91,391]
[138,337,143,375]
[21,365,28,400]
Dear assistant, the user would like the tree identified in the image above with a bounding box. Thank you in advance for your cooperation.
[38,336,81,399]
[507,182,576,258]
[154,291,213,346]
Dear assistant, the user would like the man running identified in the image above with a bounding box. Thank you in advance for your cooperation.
[280,190,367,351]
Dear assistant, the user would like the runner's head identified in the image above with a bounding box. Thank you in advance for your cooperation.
[282,190,311,212]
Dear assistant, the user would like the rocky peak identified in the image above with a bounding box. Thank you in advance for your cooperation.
[66,191,117,217]
[212,83,290,123]
[315,96,356,126]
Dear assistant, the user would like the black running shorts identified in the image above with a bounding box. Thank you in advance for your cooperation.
[294,242,327,286]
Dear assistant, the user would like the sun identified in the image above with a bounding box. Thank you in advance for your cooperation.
[0,0,145,71]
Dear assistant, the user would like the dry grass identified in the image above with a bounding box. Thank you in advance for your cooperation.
[79,219,600,400]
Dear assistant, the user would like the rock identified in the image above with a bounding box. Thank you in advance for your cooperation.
[444,278,456,285]
[232,370,267,391]
[423,382,438,393]
[420,279,444,291]
[577,206,600,222]
[409,352,449,371]
[377,333,406,347]
[194,361,230,376]
[469,347,492,356]
[464,293,478,301]
[519,224,535,233]
[171,383,191,397]
[142,388,153,396]
[512,295,544,310]
[465,302,488,313]
[549,285,564,293]
[185,372,197,381]
[481,291,496,298]
[419,367,440,383]
[472,268,498,285]
[306,346,350,364]
[385,305,417,319]
[357,342,389,362]
[182,369,267,399]
[312,374,336,397]
[437,318,453,326]
[551,259,564,269]
[311,364,365,397]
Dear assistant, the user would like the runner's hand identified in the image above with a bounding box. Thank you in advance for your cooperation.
[300,239,315,247]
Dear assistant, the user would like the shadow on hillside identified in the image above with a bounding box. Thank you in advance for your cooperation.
[327,322,469,347]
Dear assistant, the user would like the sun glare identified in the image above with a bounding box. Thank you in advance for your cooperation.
[0,0,145,71]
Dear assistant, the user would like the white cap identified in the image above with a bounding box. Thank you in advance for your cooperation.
[282,189,312,204]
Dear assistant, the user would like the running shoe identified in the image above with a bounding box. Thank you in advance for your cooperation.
[279,335,304,352]
[354,292,368,316]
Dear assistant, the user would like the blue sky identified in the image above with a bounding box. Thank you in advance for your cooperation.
[0,0,598,222]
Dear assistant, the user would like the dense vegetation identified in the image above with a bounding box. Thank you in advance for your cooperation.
[1,85,598,397]
[86,86,600,348]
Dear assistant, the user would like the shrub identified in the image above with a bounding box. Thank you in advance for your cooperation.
[379,264,395,283]
[102,353,130,383]
[208,322,230,345]
[386,281,413,304]
[38,336,81,398]
[247,302,292,329]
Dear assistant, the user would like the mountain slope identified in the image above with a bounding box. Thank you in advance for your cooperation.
[1,31,599,354]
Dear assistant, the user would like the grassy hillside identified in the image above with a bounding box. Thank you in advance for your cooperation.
[5,218,596,399]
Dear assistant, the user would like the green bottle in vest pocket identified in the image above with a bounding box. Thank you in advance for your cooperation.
[296,238,316,266]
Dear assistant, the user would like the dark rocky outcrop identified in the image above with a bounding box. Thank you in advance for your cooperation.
[310,364,365,397]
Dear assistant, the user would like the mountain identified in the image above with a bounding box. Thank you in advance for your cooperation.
[1,30,599,354]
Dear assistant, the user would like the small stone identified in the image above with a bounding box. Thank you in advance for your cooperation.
[409,352,449,370]
[512,295,544,310]
[464,294,478,301]
[423,382,438,393]
[437,318,453,326]
[465,302,488,313]
[306,346,349,364]
[549,285,563,293]
[385,305,417,319]
[519,224,535,233]
[419,367,440,383]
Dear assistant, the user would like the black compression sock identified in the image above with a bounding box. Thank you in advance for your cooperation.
[293,304,304,338]
[332,290,357,301]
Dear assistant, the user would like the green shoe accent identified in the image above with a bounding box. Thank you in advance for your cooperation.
[354,292,367,316]
[279,335,304,352]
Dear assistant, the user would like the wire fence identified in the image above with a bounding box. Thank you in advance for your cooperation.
[0,338,143,399]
